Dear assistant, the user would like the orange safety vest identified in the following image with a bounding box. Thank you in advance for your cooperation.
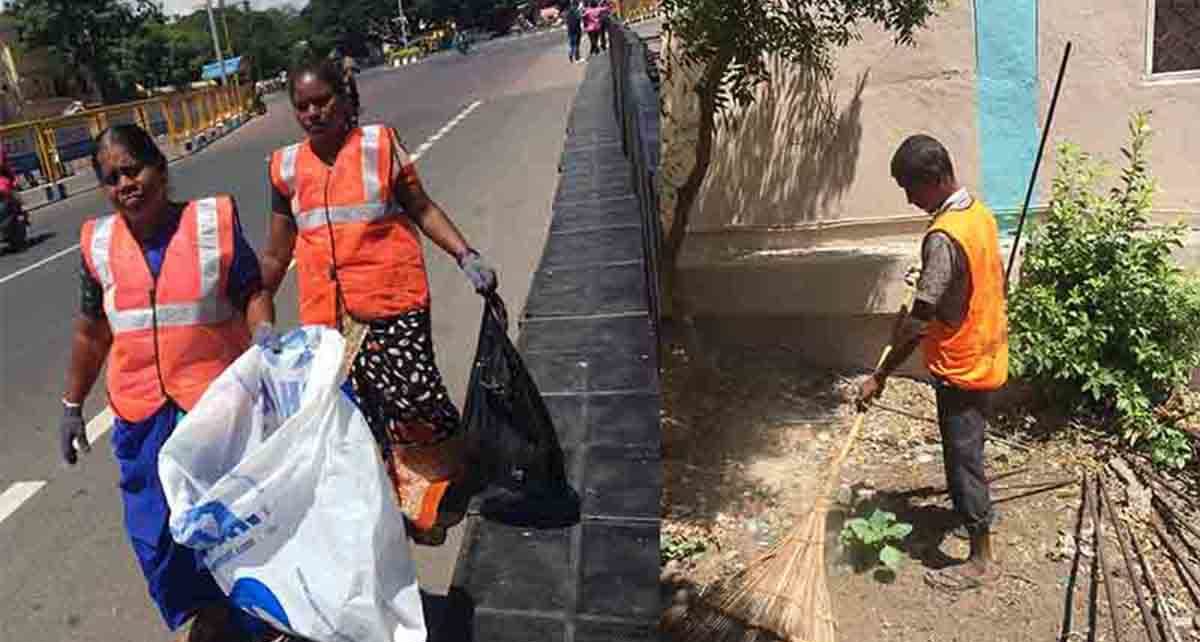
[921,198,1009,391]
[80,196,251,423]
[269,125,429,328]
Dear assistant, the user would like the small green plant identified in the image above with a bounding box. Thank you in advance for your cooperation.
[839,508,911,573]
[661,532,707,563]
[1010,111,1200,469]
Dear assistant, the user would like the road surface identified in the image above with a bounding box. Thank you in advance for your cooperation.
[0,30,583,642]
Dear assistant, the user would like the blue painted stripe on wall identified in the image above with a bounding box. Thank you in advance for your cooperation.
[974,0,1039,225]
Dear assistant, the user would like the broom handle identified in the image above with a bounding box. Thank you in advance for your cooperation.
[819,285,918,499]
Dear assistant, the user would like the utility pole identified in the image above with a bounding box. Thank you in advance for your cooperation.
[397,0,410,46]
[205,0,228,86]
[219,0,235,58]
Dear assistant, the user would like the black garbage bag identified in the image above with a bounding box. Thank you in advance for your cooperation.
[462,294,580,528]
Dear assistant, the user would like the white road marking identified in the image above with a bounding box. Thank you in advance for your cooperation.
[0,244,80,285]
[0,407,113,526]
[0,482,47,526]
[411,101,482,162]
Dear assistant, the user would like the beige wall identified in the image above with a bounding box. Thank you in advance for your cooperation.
[1041,0,1200,216]
[660,0,1200,249]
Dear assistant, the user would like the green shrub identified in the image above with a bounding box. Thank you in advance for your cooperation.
[1010,111,1200,468]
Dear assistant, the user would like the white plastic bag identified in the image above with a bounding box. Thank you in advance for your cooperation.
[159,326,426,642]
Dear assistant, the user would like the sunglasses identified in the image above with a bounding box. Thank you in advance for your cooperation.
[100,162,147,187]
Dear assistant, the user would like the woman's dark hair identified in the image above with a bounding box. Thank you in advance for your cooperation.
[288,58,349,103]
[890,134,955,188]
[91,124,168,182]
[287,58,359,125]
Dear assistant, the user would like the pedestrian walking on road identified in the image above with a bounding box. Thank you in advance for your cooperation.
[565,2,583,63]
[57,124,278,642]
[583,0,605,57]
[261,60,498,547]
[597,0,612,52]
[858,134,1008,592]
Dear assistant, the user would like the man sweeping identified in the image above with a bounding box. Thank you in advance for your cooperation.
[858,134,1009,591]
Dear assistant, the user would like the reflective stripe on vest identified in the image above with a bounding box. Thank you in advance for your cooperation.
[274,126,382,200]
[276,142,301,210]
[291,125,391,230]
[293,202,401,232]
[90,198,235,334]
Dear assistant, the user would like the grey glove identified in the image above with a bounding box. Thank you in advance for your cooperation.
[458,250,498,294]
[59,403,90,465]
[253,322,283,353]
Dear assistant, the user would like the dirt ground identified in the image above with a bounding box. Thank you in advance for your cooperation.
[658,320,1200,642]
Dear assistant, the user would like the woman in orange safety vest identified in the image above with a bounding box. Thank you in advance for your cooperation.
[261,59,497,546]
[56,124,279,642]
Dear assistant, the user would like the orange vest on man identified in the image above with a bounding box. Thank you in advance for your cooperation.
[80,196,251,423]
[269,125,429,328]
[921,198,1009,391]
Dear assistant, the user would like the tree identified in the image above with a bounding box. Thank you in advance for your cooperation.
[409,0,523,32]
[11,0,161,102]
[224,7,308,80]
[304,0,395,58]
[658,0,939,270]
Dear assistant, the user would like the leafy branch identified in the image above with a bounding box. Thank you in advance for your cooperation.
[658,0,938,270]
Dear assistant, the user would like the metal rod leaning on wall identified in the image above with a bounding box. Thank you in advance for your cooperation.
[1005,41,1072,287]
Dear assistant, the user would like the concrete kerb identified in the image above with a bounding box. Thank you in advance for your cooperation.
[20,112,262,215]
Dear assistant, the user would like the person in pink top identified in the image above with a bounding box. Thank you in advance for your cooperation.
[0,140,27,250]
[0,143,16,197]
[583,0,605,58]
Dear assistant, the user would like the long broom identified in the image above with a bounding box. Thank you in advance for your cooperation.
[667,278,917,642]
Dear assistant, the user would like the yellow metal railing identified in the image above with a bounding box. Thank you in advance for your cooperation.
[616,0,660,21]
[0,83,250,186]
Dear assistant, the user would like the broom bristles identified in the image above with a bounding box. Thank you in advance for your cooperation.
[665,291,912,642]
[664,504,838,642]
[666,413,869,642]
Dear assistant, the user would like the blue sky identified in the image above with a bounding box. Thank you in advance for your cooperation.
[161,0,308,16]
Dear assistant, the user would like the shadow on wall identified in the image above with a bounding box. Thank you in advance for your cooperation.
[696,58,869,229]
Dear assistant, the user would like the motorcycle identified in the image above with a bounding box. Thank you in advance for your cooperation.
[0,197,29,252]
[455,33,472,55]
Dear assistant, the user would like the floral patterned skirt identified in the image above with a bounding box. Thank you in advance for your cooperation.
[346,307,465,532]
